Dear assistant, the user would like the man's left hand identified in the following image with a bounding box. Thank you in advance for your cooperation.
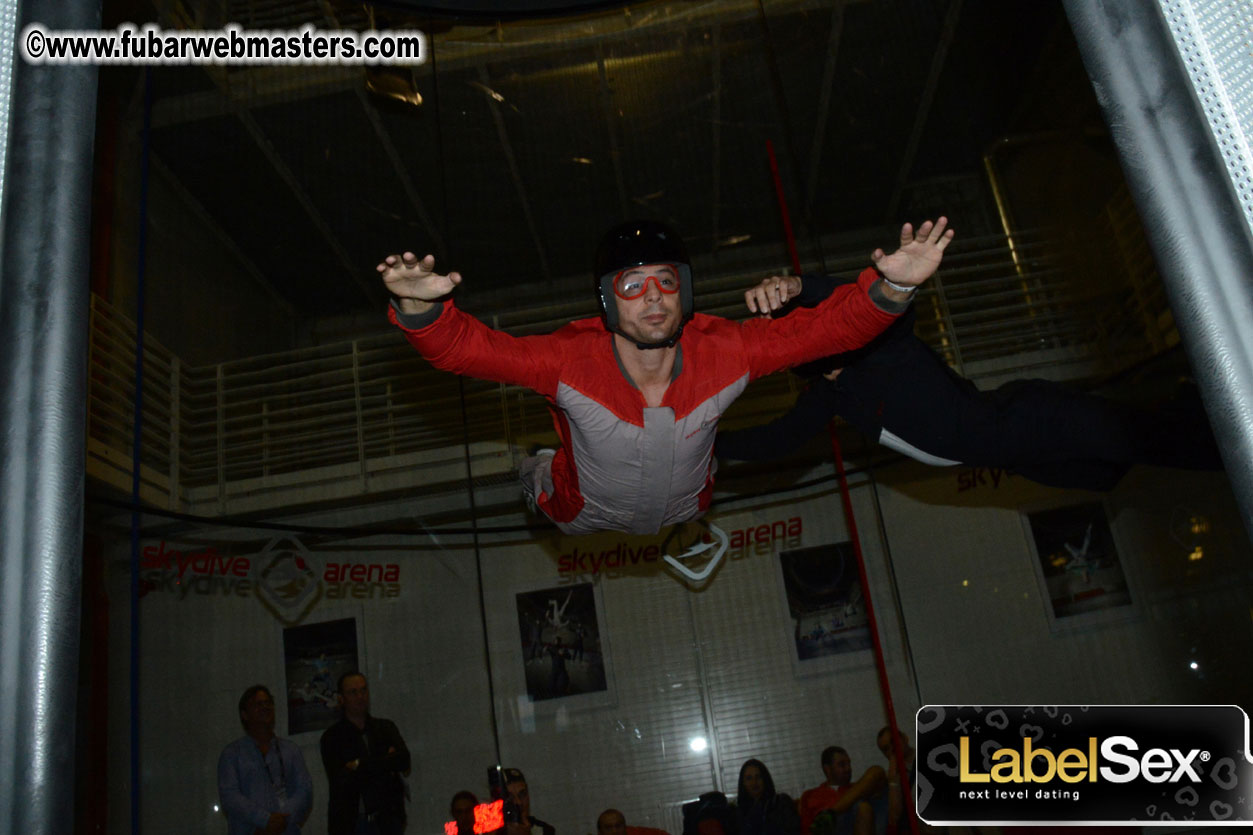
[871,216,954,289]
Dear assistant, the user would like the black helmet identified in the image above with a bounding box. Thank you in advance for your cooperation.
[593,220,694,348]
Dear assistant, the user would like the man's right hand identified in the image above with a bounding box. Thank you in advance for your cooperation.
[377,252,462,315]
[744,274,802,317]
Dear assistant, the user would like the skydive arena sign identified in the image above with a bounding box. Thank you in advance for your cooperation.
[916,705,1253,825]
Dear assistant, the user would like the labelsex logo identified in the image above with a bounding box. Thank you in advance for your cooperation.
[961,736,1207,784]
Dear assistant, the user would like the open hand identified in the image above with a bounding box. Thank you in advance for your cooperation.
[377,252,462,309]
[744,275,802,317]
[871,217,954,289]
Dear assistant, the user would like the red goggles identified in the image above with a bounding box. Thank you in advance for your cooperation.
[612,265,681,300]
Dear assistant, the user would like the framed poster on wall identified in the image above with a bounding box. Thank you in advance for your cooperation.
[283,616,360,735]
[513,581,614,709]
[1022,500,1137,632]
[777,541,873,676]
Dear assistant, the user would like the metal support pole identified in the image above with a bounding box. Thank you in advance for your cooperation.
[169,356,180,506]
[1063,0,1253,541]
[352,341,368,491]
[0,2,100,833]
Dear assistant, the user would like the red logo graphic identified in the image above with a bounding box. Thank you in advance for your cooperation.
[253,536,322,626]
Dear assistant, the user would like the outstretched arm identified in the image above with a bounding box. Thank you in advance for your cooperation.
[378,252,462,315]
[744,218,952,315]
[740,218,953,378]
[745,217,952,319]
[872,216,953,292]
[380,252,564,394]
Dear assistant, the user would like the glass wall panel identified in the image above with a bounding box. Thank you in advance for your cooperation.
[78,2,1253,834]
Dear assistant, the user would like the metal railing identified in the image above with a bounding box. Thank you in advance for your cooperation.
[86,224,1173,516]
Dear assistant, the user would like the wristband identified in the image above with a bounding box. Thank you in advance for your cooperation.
[880,276,916,294]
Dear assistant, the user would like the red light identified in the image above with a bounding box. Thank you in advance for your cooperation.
[445,823,458,835]
[474,800,504,834]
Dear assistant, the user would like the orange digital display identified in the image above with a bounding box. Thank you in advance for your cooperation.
[445,798,503,835]
[475,799,504,834]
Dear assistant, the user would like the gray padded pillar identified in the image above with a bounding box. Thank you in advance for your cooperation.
[1063,0,1253,540]
[0,0,100,832]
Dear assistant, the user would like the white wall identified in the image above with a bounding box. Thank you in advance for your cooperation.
[101,463,1252,835]
[475,478,917,835]
[874,462,1253,706]
[106,508,498,835]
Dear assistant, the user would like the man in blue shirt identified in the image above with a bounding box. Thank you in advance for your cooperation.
[218,684,314,835]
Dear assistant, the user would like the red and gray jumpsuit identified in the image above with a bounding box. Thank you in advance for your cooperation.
[389,268,906,535]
